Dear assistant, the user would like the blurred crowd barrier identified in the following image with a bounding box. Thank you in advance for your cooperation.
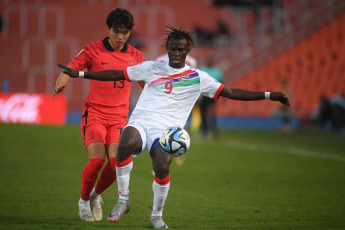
[0,92,66,125]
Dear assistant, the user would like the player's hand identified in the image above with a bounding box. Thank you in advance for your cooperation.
[57,63,79,78]
[51,85,65,99]
[270,91,290,106]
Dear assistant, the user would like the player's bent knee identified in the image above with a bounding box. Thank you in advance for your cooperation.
[118,127,142,155]
[117,142,132,156]
[153,161,170,179]
[154,167,170,179]
[117,139,140,158]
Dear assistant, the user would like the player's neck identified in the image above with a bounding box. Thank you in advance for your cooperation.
[108,39,124,51]
[168,63,186,69]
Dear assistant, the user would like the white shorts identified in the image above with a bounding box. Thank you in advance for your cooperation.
[125,119,166,156]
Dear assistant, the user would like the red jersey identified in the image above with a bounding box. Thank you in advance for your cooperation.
[69,38,144,120]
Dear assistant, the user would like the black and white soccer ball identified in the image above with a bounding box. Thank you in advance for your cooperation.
[159,127,191,157]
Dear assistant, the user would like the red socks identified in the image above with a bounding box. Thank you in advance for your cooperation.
[115,156,133,167]
[80,158,105,201]
[109,157,116,171]
[94,157,117,195]
[154,174,171,185]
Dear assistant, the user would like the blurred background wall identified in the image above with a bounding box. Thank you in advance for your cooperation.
[0,0,344,131]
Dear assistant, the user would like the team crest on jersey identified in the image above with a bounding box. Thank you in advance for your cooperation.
[89,130,94,140]
[127,61,133,67]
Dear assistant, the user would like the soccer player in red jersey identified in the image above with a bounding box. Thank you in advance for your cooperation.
[51,8,144,221]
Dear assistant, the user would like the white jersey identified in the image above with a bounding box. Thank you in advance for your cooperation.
[156,54,197,68]
[124,61,223,131]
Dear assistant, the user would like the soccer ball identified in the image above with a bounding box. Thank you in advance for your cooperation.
[159,127,190,157]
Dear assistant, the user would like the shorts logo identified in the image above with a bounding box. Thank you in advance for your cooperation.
[127,61,133,67]
[89,130,94,140]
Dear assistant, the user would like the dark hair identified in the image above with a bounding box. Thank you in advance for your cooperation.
[106,8,134,30]
[161,25,196,51]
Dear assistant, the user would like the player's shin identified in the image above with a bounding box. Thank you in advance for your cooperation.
[81,158,105,201]
[152,174,170,217]
[94,157,117,195]
[115,156,133,201]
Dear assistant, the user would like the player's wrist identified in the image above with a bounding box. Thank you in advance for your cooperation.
[79,71,85,78]
[265,92,270,100]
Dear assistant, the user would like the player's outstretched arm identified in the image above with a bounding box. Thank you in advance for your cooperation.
[57,63,126,81]
[51,69,70,99]
[220,86,290,106]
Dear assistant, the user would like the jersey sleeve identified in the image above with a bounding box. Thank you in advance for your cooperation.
[68,45,94,71]
[125,61,154,82]
[199,70,224,100]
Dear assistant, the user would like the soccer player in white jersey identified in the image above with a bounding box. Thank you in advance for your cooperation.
[156,53,197,166]
[58,25,290,229]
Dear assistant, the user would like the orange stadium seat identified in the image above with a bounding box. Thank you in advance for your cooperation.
[218,11,345,119]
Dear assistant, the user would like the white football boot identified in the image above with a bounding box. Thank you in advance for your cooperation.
[107,200,130,222]
[90,196,103,221]
[151,216,168,228]
[78,202,95,221]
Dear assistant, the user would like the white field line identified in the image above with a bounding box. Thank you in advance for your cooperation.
[226,140,345,162]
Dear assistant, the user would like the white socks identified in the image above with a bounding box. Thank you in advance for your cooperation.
[115,160,170,217]
[90,188,100,199]
[79,198,90,205]
[115,161,133,201]
[152,180,170,217]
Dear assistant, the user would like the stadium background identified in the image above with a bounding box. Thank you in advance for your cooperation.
[1,0,344,131]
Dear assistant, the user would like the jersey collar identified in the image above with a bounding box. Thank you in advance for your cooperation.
[102,37,128,53]
[166,62,190,73]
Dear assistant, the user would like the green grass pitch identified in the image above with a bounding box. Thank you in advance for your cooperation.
[0,123,344,229]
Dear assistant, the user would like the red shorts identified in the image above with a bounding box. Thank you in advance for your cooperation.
[80,107,127,148]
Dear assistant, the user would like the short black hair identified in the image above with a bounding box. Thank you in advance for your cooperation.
[162,25,196,51]
[106,8,134,30]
